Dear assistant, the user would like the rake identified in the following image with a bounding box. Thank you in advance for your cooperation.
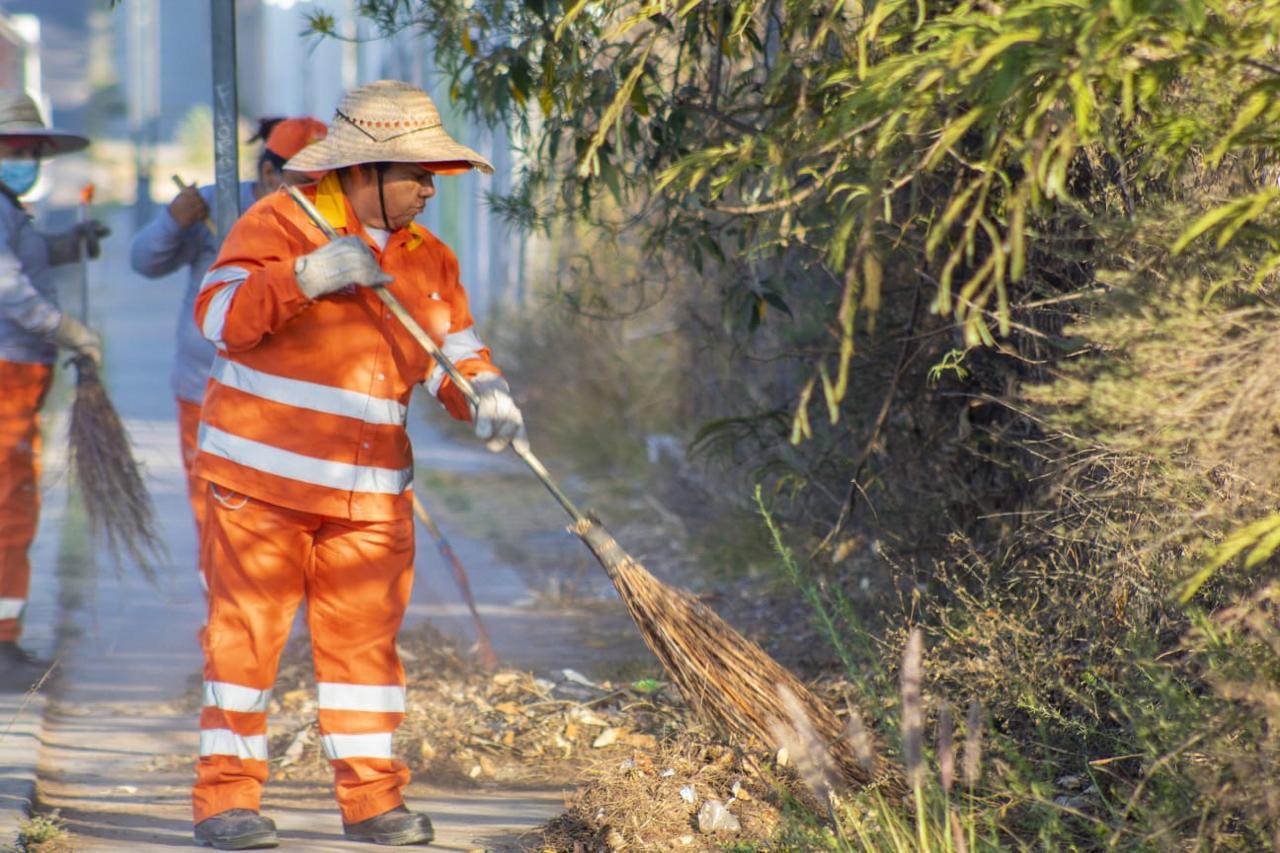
[285,185,897,792]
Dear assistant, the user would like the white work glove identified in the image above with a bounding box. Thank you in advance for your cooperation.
[45,220,112,266]
[293,236,392,299]
[469,374,528,454]
[52,314,102,367]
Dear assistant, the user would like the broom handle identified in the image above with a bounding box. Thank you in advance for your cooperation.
[77,184,92,322]
[284,185,587,524]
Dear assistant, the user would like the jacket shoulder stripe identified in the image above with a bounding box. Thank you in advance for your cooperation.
[425,328,489,396]
[199,264,250,293]
[201,282,242,349]
[443,327,486,361]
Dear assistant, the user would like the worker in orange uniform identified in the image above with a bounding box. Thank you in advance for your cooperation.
[189,80,525,850]
[0,92,109,690]
[130,117,327,587]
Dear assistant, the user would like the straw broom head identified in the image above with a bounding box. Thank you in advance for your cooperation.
[573,516,903,795]
[68,357,166,581]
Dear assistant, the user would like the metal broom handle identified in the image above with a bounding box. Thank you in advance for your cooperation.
[284,184,586,524]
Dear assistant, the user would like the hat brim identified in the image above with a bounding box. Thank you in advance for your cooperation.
[0,128,89,157]
[283,125,494,175]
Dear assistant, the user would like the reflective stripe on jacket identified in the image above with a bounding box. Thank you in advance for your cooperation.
[192,172,498,521]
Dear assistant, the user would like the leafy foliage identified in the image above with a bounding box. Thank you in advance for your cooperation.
[342,0,1280,436]
[338,0,1280,846]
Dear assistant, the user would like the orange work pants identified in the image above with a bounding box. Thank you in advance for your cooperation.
[0,360,52,643]
[193,485,414,825]
[176,398,208,553]
[176,398,209,597]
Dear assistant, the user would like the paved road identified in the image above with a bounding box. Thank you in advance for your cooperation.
[0,205,644,850]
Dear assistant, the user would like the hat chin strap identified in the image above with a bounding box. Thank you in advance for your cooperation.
[375,162,392,231]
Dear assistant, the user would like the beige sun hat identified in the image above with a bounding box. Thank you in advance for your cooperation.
[285,80,493,175]
[0,91,89,157]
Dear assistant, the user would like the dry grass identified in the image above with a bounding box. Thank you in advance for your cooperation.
[14,811,72,853]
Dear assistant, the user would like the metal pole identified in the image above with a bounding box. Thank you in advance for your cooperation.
[210,0,241,239]
[129,0,158,229]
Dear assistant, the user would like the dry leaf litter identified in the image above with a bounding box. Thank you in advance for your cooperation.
[221,620,844,850]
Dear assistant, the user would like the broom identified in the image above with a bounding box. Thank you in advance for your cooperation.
[66,185,165,581]
[285,186,900,793]
[68,359,165,581]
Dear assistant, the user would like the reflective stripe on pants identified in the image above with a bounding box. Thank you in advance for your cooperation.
[0,361,51,643]
[192,487,414,824]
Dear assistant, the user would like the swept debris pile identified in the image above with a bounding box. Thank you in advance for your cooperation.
[260,621,824,849]
[530,740,785,851]
[268,622,683,786]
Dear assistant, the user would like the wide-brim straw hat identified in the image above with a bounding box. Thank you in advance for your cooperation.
[0,91,89,157]
[285,80,493,175]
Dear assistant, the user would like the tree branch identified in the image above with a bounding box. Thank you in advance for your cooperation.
[814,276,925,555]
[1242,57,1280,77]
[681,103,762,135]
[711,153,847,215]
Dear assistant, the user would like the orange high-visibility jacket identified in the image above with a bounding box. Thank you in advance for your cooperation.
[192,173,498,522]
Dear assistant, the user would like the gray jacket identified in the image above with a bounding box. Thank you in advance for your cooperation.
[0,192,62,365]
[129,181,257,403]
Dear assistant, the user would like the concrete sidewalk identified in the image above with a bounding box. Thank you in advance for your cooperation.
[0,693,44,845]
[36,701,562,851]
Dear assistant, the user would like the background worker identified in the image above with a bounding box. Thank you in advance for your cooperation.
[129,117,327,577]
[188,80,525,850]
[0,91,109,689]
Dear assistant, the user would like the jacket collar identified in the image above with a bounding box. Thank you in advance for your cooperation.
[311,171,425,252]
[313,172,350,233]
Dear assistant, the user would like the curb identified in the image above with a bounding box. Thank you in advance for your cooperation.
[0,692,45,848]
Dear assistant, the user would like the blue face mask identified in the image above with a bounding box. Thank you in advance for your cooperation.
[0,160,39,196]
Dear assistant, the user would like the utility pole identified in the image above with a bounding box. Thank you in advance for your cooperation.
[210,0,241,239]
[128,0,159,228]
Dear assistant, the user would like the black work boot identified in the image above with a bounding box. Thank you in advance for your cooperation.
[193,809,278,849]
[343,805,434,846]
[0,642,53,692]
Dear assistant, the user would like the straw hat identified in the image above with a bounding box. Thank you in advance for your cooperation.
[0,91,88,157]
[285,80,493,175]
